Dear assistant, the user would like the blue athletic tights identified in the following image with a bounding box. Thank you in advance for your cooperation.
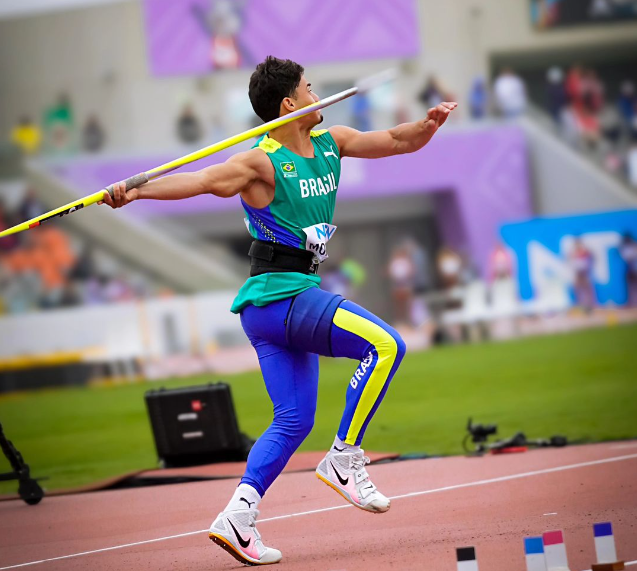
[239,287,406,497]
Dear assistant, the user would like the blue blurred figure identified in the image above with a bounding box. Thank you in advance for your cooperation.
[352,92,371,132]
[469,77,488,120]
[546,66,567,125]
[618,81,636,130]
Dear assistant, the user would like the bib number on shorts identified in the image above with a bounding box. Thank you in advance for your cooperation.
[302,223,337,263]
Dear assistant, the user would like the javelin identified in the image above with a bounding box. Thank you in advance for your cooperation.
[0,69,396,239]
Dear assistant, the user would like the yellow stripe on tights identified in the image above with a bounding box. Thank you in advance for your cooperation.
[332,307,397,444]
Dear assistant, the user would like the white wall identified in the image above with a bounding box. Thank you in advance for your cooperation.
[0,291,243,360]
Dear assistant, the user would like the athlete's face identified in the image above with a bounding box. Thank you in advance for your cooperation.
[285,75,322,126]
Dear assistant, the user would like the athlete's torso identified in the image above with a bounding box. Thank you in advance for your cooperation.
[231,129,342,314]
[242,129,341,258]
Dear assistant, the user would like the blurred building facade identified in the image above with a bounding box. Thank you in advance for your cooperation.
[0,0,637,383]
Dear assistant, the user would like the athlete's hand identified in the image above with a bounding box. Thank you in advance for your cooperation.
[98,181,138,208]
[424,102,457,132]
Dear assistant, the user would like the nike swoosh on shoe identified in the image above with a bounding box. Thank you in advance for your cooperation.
[330,461,349,485]
[228,520,251,549]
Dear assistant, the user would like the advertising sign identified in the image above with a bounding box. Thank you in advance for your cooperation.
[501,210,637,305]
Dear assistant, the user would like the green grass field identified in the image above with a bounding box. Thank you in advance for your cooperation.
[1,323,636,494]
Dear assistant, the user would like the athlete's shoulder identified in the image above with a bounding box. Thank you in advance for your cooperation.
[310,128,340,159]
[228,148,274,180]
[327,125,358,154]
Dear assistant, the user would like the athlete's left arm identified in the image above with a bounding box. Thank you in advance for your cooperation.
[330,102,457,159]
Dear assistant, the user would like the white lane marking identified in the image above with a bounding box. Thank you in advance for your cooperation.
[543,512,558,516]
[1,453,636,570]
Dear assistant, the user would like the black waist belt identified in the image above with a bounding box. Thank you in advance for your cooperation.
[248,240,319,277]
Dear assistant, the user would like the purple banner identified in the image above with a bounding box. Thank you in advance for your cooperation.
[142,0,420,76]
[53,125,533,277]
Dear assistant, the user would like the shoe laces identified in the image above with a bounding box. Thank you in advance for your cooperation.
[350,450,371,472]
[247,509,262,542]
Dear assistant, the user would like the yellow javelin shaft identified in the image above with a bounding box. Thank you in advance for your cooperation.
[0,191,106,238]
[147,87,357,179]
[0,87,357,240]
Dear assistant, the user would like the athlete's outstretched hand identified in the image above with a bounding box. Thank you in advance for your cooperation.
[424,102,457,132]
[99,181,138,208]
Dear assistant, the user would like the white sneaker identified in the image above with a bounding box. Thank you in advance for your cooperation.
[316,448,390,513]
[209,508,282,566]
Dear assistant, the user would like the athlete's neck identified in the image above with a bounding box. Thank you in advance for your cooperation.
[269,121,315,158]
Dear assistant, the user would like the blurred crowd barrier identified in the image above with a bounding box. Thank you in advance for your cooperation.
[0,291,251,393]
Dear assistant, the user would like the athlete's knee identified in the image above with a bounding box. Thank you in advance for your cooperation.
[375,325,406,365]
[273,407,315,442]
[392,330,407,363]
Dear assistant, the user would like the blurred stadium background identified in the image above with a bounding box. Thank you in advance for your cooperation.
[0,0,636,493]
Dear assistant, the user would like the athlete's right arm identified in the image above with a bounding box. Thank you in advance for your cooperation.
[100,149,270,208]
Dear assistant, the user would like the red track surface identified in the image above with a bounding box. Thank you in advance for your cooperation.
[1,442,636,571]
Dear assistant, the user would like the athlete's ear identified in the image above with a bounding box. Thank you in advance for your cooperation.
[281,97,296,114]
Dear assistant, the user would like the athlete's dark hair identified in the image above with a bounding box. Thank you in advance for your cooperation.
[249,56,304,123]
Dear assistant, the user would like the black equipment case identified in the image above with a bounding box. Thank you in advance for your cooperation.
[145,382,251,468]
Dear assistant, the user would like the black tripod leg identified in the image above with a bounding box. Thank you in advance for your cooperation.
[0,423,44,505]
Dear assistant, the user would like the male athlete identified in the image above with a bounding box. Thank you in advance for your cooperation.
[102,56,456,565]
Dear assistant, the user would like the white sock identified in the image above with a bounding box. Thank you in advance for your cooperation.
[224,483,261,512]
[332,435,360,453]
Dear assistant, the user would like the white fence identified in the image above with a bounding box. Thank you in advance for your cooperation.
[0,291,247,369]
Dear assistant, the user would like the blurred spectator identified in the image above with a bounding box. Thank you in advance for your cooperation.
[83,275,107,305]
[44,93,74,153]
[321,267,349,298]
[628,142,637,188]
[0,193,158,314]
[487,242,514,282]
[581,69,604,115]
[17,188,43,223]
[546,67,567,125]
[560,101,582,148]
[403,238,431,326]
[419,76,452,109]
[619,233,637,307]
[404,238,431,295]
[565,65,585,106]
[387,243,416,325]
[493,67,527,118]
[59,281,82,308]
[322,258,367,301]
[459,251,479,285]
[70,244,96,281]
[617,81,636,131]
[468,77,488,120]
[564,66,604,149]
[352,93,372,132]
[102,273,135,303]
[10,116,42,155]
[567,237,595,312]
[436,246,463,289]
[177,104,203,144]
[599,103,623,172]
[577,69,604,149]
[82,115,106,153]
[0,199,20,253]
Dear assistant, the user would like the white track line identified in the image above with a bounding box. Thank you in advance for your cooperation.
[610,442,637,450]
[1,452,636,570]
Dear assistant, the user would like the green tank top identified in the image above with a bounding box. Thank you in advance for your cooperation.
[230,129,341,314]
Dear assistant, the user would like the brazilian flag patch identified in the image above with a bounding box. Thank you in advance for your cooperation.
[280,161,298,178]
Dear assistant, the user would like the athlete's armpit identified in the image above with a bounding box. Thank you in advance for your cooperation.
[200,149,274,199]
